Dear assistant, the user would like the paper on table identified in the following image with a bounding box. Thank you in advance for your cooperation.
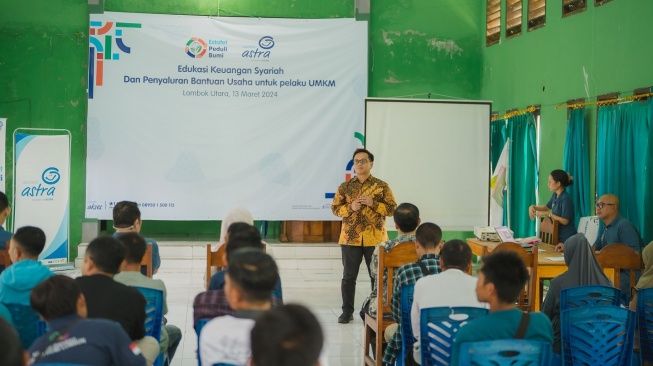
[547,257,566,262]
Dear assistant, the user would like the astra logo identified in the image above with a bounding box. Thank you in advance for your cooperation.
[21,167,60,197]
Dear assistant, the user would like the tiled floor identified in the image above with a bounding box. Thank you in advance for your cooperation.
[150,241,371,366]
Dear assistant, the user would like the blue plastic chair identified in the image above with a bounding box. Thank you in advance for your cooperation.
[196,318,210,366]
[561,305,635,366]
[420,306,489,366]
[458,339,552,365]
[135,287,164,366]
[399,284,415,366]
[637,287,653,363]
[560,285,621,312]
[4,303,41,349]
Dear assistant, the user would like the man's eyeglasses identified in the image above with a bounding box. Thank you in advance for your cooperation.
[595,202,616,209]
[354,159,369,165]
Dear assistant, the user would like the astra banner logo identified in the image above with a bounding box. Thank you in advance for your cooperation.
[185,37,208,58]
[88,21,141,99]
[21,167,60,197]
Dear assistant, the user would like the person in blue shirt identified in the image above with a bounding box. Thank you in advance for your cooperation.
[452,251,553,365]
[112,201,161,274]
[529,169,576,245]
[0,191,12,251]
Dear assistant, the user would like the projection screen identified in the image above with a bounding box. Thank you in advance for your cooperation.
[365,98,491,231]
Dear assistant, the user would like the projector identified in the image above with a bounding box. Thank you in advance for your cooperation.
[474,226,501,242]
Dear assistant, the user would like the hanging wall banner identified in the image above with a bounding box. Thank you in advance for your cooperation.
[14,133,70,264]
[0,119,5,193]
[86,13,367,220]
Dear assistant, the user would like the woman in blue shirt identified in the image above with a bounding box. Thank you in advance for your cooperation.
[528,169,576,244]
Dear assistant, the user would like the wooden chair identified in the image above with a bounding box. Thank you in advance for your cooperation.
[539,217,559,245]
[363,242,418,366]
[205,243,267,289]
[140,243,153,278]
[493,242,538,312]
[595,243,643,291]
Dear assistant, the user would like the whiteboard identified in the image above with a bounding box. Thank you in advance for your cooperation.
[365,98,491,230]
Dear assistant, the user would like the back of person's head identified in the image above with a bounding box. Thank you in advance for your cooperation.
[441,239,472,270]
[0,191,9,212]
[225,223,263,262]
[0,317,23,366]
[352,148,374,162]
[12,226,46,257]
[85,236,125,274]
[31,275,81,321]
[113,201,141,228]
[479,251,528,304]
[415,222,442,249]
[393,203,420,233]
[116,232,147,264]
[550,169,573,187]
[251,304,323,366]
[226,250,278,303]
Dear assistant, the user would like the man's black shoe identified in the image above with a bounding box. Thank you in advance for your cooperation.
[338,312,354,324]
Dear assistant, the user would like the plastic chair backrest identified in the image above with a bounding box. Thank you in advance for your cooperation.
[458,339,552,365]
[420,306,489,366]
[560,285,621,312]
[4,303,41,349]
[561,305,635,366]
[399,284,415,366]
[196,318,210,366]
[134,287,164,366]
[637,287,653,362]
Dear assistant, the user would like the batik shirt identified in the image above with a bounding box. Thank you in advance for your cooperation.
[368,233,417,317]
[331,175,397,246]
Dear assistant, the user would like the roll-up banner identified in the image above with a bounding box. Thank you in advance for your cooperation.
[0,119,5,193]
[13,130,71,264]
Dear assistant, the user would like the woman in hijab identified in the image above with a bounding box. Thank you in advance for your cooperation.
[629,242,653,363]
[541,233,613,354]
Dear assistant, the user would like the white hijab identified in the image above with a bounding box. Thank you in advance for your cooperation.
[217,205,254,248]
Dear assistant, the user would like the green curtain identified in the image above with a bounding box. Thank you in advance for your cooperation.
[506,113,538,238]
[562,108,590,227]
[597,98,653,243]
[490,119,507,171]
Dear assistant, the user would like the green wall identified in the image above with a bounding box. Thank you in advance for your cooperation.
[0,0,88,259]
[481,0,653,209]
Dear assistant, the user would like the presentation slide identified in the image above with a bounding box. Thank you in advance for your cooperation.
[86,13,367,220]
[365,99,491,230]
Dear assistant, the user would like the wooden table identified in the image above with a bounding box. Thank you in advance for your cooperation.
[466,238,614,312]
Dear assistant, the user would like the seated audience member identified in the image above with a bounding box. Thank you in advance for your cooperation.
[76,236,159,365]
[114,233,182,364]
[630,242,653,364]
[542,233,612,354]
[0,226,54,305]
[366,203,420,318]
[112,201,161,274]
[559,194,643,302]
[208,223,283,301]
[199,250,278,366]
[28,276,146,366]
[382,223,443,365]
[410,240,487,365]
[0,317,25,366]
[0,191,12,250]
[452,251,553,365]
[251,304,324,366]
[193,290,283,326]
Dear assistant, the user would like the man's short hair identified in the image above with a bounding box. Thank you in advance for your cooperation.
[352,148,374,162]
[85,236,126,274]
[0,191,8,212]
[0,317,22,366]
[12,226,46,257]
[116,232,147,264]
[225,223,263,262]
[113,201,141,228]
[227,250,278,303]
[415,223,442,249]
[251,304,323,366]
[479,251,529,304]
[31,275,80,321]
[393,203,420,233]
[441,239,472,270]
